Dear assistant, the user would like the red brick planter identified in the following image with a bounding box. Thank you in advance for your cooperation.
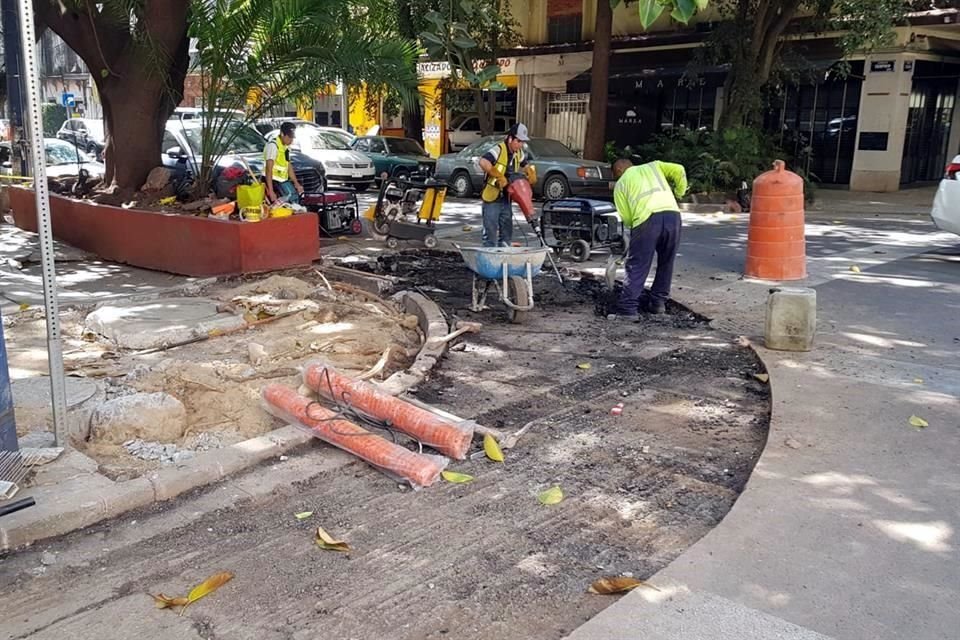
[8,186,320,277]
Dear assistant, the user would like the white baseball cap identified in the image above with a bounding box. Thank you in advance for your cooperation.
[510,123,530,142]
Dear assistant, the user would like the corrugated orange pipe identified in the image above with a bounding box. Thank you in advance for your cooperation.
[262,384,445,488]
[303,364,473,460]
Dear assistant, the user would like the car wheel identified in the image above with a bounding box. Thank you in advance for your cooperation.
[449,171,473,198]
[542,174,570,201]
[394,168,410,181]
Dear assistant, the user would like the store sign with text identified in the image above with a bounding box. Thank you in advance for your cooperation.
[417,58,516,79]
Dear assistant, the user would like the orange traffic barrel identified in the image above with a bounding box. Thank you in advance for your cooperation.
[745,160,806,280]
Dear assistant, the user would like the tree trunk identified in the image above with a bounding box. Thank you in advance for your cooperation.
[583,0,613,161]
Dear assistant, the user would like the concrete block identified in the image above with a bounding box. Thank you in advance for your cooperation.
[147,459,222,502]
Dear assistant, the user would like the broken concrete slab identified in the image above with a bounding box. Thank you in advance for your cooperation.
[11,377,105,441]
[83,297,246,350]
[89,392,186,444]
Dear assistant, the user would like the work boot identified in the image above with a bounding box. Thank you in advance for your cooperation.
[607,313,640,322]
[644,298,667,315]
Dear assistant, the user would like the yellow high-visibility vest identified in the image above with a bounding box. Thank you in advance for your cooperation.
[266,137,290,182]
[613,161,688,229]
[481,141,522,203]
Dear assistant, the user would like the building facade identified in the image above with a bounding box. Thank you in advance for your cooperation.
[418,1,960,192]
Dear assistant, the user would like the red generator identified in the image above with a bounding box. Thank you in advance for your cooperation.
[302,190,362,237]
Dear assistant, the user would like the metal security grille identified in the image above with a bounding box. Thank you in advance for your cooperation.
[901,69,958,184]
[546,93,588,152]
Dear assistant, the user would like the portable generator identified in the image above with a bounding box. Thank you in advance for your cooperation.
[302,190,362,237]
[370,175,445,249]
[540,198,625,262]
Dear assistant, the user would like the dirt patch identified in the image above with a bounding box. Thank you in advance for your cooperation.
[5,274,422,478]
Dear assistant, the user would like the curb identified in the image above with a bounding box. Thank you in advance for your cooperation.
[0,279,451,552]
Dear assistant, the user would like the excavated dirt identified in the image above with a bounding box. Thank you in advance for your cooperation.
[5,274,422,478]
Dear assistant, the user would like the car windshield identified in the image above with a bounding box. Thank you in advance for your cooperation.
[299,128,351,151]
[527,139,577,158]
[46,141,94,165]
[463,138,499,156]
[177,121,264,155]
[387,138,427,156]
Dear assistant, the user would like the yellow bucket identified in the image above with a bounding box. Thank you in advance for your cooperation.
[240,206,262,223]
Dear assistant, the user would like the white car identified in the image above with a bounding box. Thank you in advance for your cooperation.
[931,155,960,236]
[1,138,105,180]
[447,113,515,152]
[266,125,374,190]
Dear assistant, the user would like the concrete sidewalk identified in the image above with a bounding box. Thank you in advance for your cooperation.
[566,209,960,638]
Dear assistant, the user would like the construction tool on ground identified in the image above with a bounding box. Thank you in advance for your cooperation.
[432,320,482,346]
[303,363,473,459]
[370,174,445,249]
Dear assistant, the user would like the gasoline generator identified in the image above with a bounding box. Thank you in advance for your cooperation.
[540,198,625,262]
[370,175,445,249]
[302,190,362,237]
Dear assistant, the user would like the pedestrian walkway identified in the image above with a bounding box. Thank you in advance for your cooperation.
[566,209,960,639]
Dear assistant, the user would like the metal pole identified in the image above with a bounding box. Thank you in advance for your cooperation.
[17,0,68,447]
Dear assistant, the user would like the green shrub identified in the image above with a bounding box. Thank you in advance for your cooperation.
[42,103,67,136]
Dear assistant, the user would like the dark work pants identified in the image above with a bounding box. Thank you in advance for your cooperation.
[616,211,681,315]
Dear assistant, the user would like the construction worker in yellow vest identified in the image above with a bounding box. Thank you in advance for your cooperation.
[264,122,304,204]
[609,158,687,319]
[478,123,537,247]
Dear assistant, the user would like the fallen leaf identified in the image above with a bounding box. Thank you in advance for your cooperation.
[152,594,189,609]
[338,236,349,241]
[588,576,661,595]
[18,303,29,312]
[184,571,234,609]
[483,433,504,462]
[462,225,474,232]
[295,511,313,520]
[753,373,769,383]
[576,363,592,370]
[908,415,929,429]
[315,526,351,552]
[913,377,924,384]
[850,265,861,273]
[538,486,564,505]
[441,470,474,483]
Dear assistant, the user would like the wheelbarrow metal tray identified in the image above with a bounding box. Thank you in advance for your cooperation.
[459,246,547,280]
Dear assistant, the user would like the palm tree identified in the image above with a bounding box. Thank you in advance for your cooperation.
[186,0,420,196]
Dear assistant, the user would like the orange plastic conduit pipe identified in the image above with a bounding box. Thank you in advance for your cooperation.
[262,384,445,488]
[303,363,473,460]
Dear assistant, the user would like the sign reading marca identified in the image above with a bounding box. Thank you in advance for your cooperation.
[417,57,516,79]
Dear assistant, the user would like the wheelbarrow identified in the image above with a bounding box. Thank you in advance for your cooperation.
[457,245,549,323]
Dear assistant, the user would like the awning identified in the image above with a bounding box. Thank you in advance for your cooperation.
[566,51,727,94]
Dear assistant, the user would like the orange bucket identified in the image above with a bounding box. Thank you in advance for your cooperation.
[745,160,806,280]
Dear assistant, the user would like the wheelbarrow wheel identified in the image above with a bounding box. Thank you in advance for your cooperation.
[570,239,591,262]
[386,237,400,249]
[506,275,530,324]
[423,234,438,249]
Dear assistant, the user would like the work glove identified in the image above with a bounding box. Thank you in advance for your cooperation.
[523,165,537,185]
[490,167,508,189]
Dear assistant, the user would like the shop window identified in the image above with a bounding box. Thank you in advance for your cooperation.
[547,0,583,44]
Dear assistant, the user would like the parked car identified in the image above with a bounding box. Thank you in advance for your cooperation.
[446,113,514,152]
[173,107,245,121]
[162,118,326,198]
[254,117,315,136]
[1,138,105,179]
[434,135,614,200]
[931,154,960,236]
[56,118,106,160]
[265,124,374,190]
[351,136,435,181]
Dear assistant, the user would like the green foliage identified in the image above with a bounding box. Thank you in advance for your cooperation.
[627,126,815,198]
[187,0,419,196]
[637,0,709,29]
[42,103,68,136]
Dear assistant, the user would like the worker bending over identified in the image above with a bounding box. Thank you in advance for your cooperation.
[610,158,687,318]
[478,123,537,247]
[264,122,304,205]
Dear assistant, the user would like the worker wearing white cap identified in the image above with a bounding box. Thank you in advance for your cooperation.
[478,123,537,247]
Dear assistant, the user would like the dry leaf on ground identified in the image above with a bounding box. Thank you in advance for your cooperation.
[850,265,861,273]
[316,526,351,552]
[441,470,474,483]
[294,511,314,520]
[588,576,661,595]
[538,486,564,505]
[753,373,769,383]
[181,571,234,614]
[913,378,924,384]
[483,433,504,462]
[576,363,592,370]
[152,594,189,609]
[909,415,929,429]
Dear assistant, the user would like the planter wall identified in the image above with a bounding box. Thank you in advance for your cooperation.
[8,187,320,277]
